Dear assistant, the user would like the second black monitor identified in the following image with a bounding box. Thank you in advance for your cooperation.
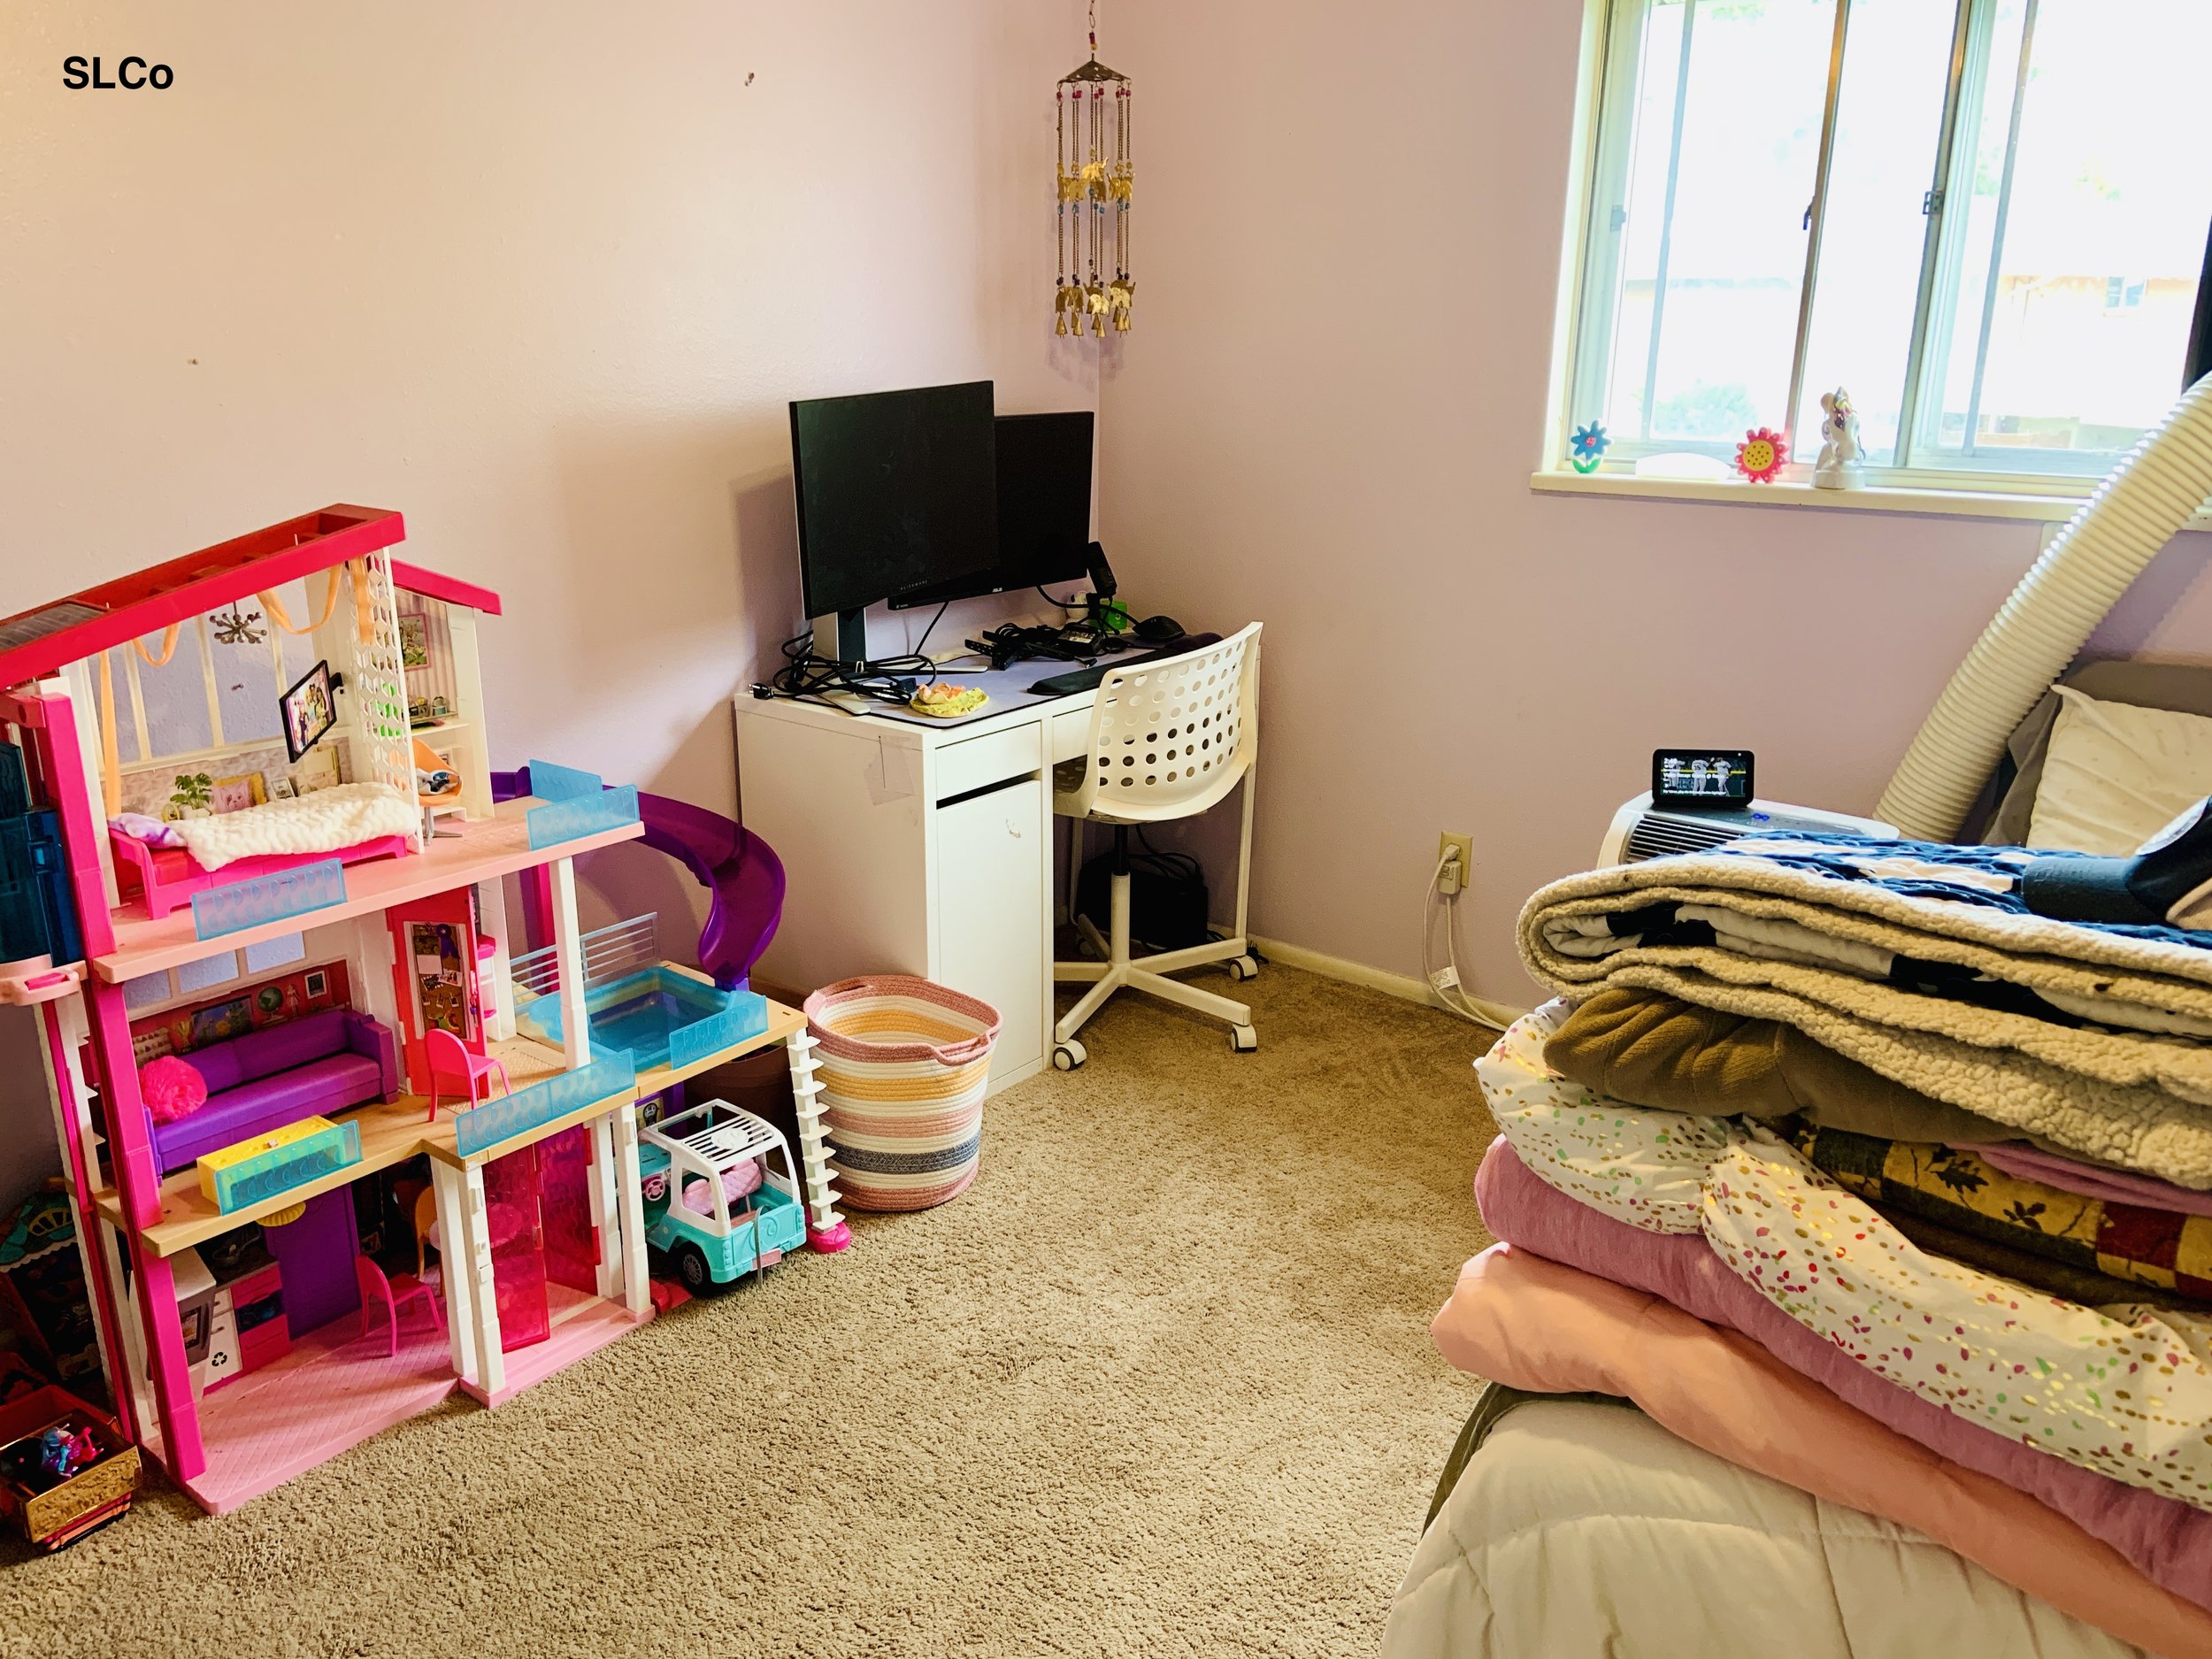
[891,411,1095,609]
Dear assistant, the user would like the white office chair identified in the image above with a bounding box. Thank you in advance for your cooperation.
[1051,622,1263,1067]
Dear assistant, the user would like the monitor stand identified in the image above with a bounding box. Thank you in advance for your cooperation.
[813,609,871,668]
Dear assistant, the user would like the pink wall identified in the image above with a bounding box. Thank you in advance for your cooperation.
[1094,0,2212,1004]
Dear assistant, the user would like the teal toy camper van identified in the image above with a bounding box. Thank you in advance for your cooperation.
[638,1100,807,1294]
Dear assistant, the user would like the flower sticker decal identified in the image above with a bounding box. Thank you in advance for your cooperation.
[1735,426,1787,483]
[1570,422,1610,475]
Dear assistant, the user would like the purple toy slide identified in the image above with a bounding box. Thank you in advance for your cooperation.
[491,768,785,988]
[632,793,786,990]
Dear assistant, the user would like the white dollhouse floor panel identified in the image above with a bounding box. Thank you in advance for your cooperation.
[177,1310,456,1515]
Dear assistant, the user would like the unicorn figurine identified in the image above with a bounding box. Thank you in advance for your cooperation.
[1813,388,1863,489]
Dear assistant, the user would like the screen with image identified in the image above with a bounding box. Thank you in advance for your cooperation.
[1654,749,1753,806]
[280,660,337,762]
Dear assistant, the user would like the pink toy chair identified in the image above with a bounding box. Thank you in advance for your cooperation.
[425,1025,511,1123]
[353,1255,444,1356]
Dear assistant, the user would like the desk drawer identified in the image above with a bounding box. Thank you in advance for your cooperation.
[1049,709,1091,764]
[934,726,1040,802]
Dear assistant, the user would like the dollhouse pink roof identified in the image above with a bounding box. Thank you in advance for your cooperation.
[0,506,502,692]
[390,561,503,618]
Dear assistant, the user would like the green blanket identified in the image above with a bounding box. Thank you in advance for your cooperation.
[1545,987,2005,1145]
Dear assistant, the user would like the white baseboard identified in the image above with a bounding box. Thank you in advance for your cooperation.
[1248,934,1526,1030]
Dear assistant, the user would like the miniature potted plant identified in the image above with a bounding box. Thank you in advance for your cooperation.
[167,772,214,818]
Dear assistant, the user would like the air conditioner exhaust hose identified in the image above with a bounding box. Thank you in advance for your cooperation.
[1877,373,2212,841]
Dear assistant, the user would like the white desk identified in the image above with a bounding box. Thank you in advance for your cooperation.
[734,662,1102,1094]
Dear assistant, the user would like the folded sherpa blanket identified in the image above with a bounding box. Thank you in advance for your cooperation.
[1522,833,2212,1187]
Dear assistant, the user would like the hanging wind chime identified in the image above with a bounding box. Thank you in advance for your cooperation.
[1056,4,1133,336]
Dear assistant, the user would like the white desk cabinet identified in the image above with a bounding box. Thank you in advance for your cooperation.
[735,687,1087,1094]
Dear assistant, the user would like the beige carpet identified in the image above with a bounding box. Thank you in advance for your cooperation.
[0,964,1497,1657]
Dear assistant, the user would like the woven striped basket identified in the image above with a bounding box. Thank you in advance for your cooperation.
[803,975,1000,1212]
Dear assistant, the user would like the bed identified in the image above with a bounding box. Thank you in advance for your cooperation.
[1393,380,2212,1658]
[109,781,420,918]
[1390,1386,2151,1659]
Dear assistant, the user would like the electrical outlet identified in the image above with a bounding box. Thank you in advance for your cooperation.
[1437,831,1474,897]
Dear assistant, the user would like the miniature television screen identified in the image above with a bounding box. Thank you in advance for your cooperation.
[1653,748,1755,810]
[280,660,337,762]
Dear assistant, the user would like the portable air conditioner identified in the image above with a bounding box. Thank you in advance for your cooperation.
[1598,792,1897,866]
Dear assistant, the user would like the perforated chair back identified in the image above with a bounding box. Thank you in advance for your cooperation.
[1056,623,1262,825]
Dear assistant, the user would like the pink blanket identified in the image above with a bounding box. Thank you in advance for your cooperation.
[1475,1135,2212,1616]
[1432,1240,2212,1659]
[1977,1141,2212,1217]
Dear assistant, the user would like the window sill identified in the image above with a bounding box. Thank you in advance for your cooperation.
[1527,467,2145,526]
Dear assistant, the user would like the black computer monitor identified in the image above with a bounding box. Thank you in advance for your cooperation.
[890,411,1096,609]
[789,380,999,657]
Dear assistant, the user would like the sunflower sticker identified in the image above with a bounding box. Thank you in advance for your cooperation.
[1735,427,1787,483]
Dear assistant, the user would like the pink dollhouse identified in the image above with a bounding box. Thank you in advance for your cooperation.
[0,507,843,1514]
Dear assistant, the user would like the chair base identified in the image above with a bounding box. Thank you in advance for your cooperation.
[1052,868,1258,1057]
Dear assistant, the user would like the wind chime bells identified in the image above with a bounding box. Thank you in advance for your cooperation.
[1056,11,1133,337]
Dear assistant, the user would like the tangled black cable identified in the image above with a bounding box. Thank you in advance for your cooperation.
[968,617,1142,670]
[751,605,952,713]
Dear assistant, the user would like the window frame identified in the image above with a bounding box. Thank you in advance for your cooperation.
[1546,0,2200,503]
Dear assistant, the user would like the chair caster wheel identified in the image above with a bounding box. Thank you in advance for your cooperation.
[1053,1039,1087,1071]
[1230,1025,1258,1054]
[1227,955,1259,982]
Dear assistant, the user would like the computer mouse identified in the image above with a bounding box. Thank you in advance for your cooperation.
[1133,614,1184,644]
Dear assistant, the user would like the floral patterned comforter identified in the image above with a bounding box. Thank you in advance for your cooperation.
[1479,1002,2212,1512]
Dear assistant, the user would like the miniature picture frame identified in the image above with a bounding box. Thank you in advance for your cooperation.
[267,777,297,801]
[280,659,339,762]
[208,773,267,815]
[399,614,429,669]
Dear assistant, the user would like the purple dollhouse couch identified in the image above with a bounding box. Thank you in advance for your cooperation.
[150,1009,400,1174]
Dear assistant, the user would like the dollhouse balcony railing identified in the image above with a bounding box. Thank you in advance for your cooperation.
[449,1053,638,1158]
[508,912,659,1002]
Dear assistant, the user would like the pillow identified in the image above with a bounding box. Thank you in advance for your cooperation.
[109,812,184,849]
[139,1056,209,1124]
[1981,660,2212,845]
[2025,684,2212,855]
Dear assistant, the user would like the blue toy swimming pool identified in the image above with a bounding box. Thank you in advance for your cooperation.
[520,965,768,1071]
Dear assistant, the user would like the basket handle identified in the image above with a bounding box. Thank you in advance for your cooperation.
[925,1032,997,1066]
[803,976,1001,1067]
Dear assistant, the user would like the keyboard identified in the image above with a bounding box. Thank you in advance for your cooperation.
[1025,634,1221,697]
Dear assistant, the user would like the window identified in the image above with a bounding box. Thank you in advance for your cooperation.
[1563,0,2212,487]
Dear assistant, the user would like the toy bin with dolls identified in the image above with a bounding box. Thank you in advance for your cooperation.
[0,1386,140,1550]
